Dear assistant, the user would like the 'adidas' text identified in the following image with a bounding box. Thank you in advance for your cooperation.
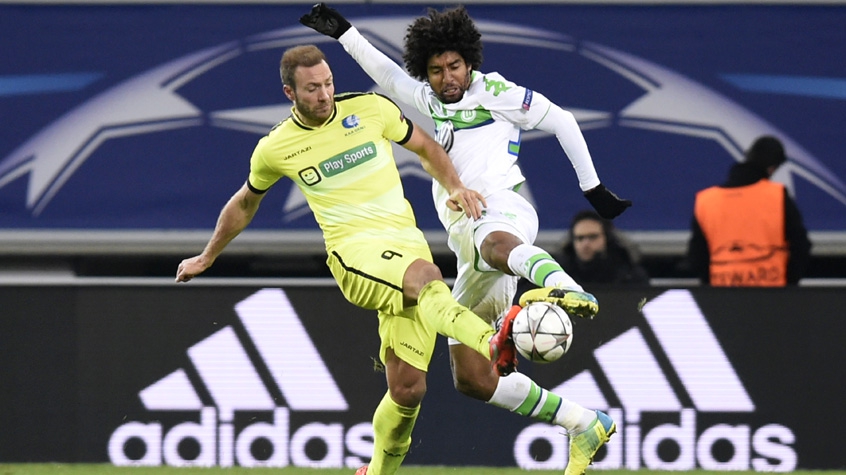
[109,289,373,468]
[513,290,796,472]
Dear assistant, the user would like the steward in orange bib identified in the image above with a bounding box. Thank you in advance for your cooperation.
[687,136,811,286]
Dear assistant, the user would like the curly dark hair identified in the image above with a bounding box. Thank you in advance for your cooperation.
[402,5,484,81]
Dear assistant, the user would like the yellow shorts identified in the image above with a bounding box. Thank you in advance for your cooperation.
[326,238,437,372]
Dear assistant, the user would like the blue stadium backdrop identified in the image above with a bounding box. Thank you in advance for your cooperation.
[1,3,845,233]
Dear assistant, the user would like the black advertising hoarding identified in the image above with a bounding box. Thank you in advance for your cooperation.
[0,283,843,469]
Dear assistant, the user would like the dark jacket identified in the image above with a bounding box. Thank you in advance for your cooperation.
[687,162,812,285]
[561,232,650,285]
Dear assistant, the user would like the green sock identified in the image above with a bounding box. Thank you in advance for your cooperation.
[417,280,495,357]
[513,380,564,422]
[369,392,420,475]
[508,243,580,289]
[489,373,595,435]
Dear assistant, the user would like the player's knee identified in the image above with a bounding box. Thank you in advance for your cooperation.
[384,348,427,406]
[416,262,444,286]
[480,232,521,273]
[389,379,427,407]
[403,259,444,302]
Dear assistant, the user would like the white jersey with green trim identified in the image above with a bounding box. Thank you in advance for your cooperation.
[339,26,601,230]
[409,70,549,228]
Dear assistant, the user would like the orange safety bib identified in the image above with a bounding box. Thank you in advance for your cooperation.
[694,180,788,286]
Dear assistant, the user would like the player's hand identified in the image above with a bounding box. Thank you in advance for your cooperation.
[175,255,212,283]
[299,3,352,39]
[584,183,632,219]
[447,187,487,220]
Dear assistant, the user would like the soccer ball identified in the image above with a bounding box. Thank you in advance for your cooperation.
[512,302,573,363]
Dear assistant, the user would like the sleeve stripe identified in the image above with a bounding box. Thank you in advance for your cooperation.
[247,180,269,194]
[396,118,414,145]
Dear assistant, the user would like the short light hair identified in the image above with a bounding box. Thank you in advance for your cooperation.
[280,45,327,88]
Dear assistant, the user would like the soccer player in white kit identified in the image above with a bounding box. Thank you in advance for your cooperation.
[302,5,627,474]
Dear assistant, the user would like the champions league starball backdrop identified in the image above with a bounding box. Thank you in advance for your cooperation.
[2,4,845,471]
[0,4,845,233]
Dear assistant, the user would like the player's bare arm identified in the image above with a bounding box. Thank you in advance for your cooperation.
[176,182,265,282]
[402,125,486,219]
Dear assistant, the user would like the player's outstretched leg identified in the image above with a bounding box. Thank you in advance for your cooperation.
[506,244,599,319]
[489,305,520,376]
[565,410,617,475]
[417,280,498,357]
[519,287,599,319]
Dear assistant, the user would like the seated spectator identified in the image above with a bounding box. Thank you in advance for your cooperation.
[686,135,811,286]
[560,210,650,285]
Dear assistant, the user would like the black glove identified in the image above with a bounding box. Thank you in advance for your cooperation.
[299,3,352,40]
[585,184,632,219]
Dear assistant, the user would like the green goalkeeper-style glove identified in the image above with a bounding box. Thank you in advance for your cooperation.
[584,184,632,219]
[300,3,352,40]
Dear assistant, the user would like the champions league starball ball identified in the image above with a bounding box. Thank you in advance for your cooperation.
[512,302,573,363]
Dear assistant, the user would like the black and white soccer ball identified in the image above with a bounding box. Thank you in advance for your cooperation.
[512,301,573,363]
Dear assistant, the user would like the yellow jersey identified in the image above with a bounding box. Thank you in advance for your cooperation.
[248,92,422,249]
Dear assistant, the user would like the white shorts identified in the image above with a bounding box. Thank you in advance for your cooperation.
[446,188,539,344]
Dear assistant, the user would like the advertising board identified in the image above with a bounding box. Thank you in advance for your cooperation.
[1,284,842,469]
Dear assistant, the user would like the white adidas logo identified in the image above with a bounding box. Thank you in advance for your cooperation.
[109,288,373,468]
[514,290,797,472]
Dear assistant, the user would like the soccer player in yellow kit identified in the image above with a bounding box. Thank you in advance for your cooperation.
[175,45,517,475]
[300,5,622,474]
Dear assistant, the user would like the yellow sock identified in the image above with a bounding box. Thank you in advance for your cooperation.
[369,392,420,475]
[417,280,495,358]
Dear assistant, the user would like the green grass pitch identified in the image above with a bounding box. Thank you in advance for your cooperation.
[0,466,844,475]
